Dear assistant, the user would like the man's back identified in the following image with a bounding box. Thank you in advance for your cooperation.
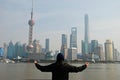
[35,61,87,80]
[34,53,88,80]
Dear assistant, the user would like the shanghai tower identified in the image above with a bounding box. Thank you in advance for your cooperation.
[84,14,89,55]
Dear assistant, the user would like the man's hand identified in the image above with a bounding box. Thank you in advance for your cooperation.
[85,62,89,67]
[34,60,38,64]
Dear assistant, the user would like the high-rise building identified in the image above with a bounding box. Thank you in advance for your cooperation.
[61,34,68,59]
[45,38,49,52]
[33,39,41,54]
[22,44,28,58]
[27,0,35,54]
[3,43,7,59]
[70,27,77,48]
[91,40,98,54]
[104,40,114,61]
[7,41,15,59]
[113,49,120,61]
[97,44,104,61]
[90,40,99,61]
[0,47,4,57]
[81,40,85,54]
[15,42,23,58]
[68,48,77,60]
[84,14,89,55]
[82,14,90,60]
[113,49,118,61]
[62,34,67,47]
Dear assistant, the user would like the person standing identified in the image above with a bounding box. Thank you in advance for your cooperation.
[34,53,89,80]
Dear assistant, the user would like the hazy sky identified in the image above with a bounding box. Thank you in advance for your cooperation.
[0,0,120,52]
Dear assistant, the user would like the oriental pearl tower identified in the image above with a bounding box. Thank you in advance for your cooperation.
[27,0,35,54]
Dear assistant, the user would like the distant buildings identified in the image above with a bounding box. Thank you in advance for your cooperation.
[33,39,41,54]
[7,41,15,59]
[97,44,104,61]
[114,49,120,61]
[60,34,68,59]
[70,27,77,48]
[6,41,27,59]
[1,13,120,61]
[84,14,89,55]
[66,27,78,60]
[0,47,4,57]
[45,38,50,53]
[91,40,98,54]
[104,40,114,61]
[81,14,90,60]
[68,48,77,60]
[3,43,7,59]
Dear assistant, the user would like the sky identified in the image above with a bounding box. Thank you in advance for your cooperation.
[0,0,120,52]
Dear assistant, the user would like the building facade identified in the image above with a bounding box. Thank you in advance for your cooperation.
[97,44,105,61]
[68,48,77,60]
[81,14,90,60]
[84,14,89,55]
[33,39,41,54]
[91,40,98,54]
[104,40,114,61]
[61,34,68,59]
[45,38,49,53]
[70,27,77,48]
[7,41,15,59]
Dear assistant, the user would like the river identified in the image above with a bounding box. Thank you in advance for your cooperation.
[0,63,120,80]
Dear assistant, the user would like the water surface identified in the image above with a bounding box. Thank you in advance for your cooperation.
[0,63,120,80]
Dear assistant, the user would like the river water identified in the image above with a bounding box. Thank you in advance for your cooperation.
[0,63,120,80]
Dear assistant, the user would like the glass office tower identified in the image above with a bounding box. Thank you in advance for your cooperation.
[70,27,77,48]
[84,14,89,54]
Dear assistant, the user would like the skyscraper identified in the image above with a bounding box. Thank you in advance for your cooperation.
[91,40,98,54]
[68,48,77,60]
[97,44,104,61]
[15,42,23,58]
[7,41,15,59]
[27,0,35,53]
[84,14,89,55]
[0,47,4,57]
[82,14,90,60]
[81,40,85,54]
[104,40,113,61]
[45,38,49,52]
[70,27,77,48]
[62,34,67,47]
[33,39,41,54]
[61,34,68,59]
[3,43,7,59]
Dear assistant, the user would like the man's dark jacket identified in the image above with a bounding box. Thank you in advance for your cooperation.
[35,61,87,80]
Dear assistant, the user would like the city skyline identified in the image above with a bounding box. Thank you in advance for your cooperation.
[0,0,120,52]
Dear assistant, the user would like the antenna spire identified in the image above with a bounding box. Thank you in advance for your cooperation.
[31,0,33,19]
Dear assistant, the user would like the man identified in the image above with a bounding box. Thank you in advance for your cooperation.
[34,53,89,80]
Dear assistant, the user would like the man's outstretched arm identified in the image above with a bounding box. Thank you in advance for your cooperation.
[34,60,52,72]
[34,61,44,71]
[68,62,89,72]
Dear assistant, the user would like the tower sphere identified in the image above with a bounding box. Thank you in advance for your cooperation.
[28,19,35,26]
[27,44,34,50]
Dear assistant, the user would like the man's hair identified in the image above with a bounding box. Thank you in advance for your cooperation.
[57,53,64,61]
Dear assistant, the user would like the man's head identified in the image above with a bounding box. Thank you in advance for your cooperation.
[57,53,64,62]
